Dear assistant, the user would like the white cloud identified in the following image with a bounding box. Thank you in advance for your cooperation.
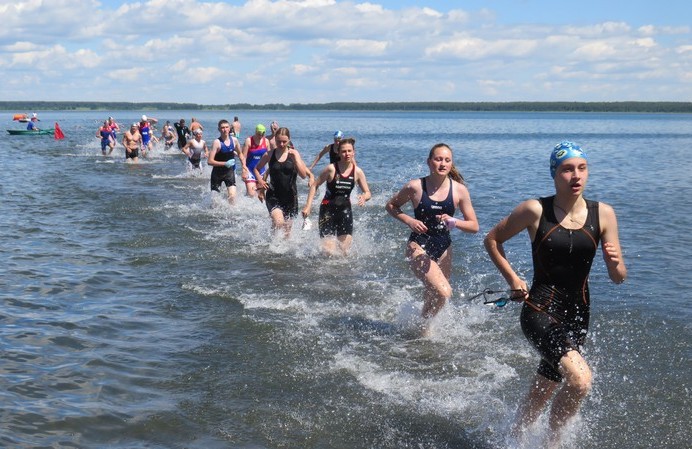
[0,1,688,102]
[426,37,538,59]
[572,41,618,60]
[108,67,146,82]
[331,39,389,57]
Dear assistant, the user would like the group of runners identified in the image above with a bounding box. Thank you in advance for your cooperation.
[96,114,627,447]
[384,140,626,447]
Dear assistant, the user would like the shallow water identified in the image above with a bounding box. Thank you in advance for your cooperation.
[1,110,690,448]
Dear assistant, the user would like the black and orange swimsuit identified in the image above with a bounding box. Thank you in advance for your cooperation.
[520,195,600,382]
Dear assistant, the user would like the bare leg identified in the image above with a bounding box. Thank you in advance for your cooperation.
[406,244,452,335]
[245,181,257,198]
[320,236,339,256]
[511,373,559,438]
[282,219,293,238]
[226,186,237,205]
[547,351,592,445]
[337,234,352,255]
[270,208,285,233]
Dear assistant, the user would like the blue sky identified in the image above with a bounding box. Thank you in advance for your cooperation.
[1,0,690,104]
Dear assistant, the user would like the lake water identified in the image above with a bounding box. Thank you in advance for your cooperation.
[1,110,690,448]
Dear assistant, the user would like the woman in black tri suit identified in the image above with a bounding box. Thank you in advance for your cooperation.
[254,127,312,237]
[386,143,479,336]
[302,137,371,256]
[484,141,627,446]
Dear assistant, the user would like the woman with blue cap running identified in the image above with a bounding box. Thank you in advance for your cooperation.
[484,141,627,446]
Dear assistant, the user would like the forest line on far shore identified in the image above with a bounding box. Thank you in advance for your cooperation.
[2,101,691,113]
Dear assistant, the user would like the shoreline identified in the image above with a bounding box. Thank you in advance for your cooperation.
[2,101,691,114]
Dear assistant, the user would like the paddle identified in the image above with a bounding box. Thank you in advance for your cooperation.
[54,122,65,140]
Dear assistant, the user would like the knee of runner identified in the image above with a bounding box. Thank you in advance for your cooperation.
[436,283,453,301]
[566,366,592,396]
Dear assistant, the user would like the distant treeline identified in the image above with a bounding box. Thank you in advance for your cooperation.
[1,101,691,113]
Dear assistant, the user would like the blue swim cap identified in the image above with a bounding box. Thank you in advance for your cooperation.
[334,130,343,139]
[550,141,587,178]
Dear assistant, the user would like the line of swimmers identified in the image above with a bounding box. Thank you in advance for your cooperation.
[163,122,628,447]
[100,115,628,446]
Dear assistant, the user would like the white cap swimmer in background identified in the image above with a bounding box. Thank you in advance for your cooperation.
[141,115,147,121]
[550,141,587,178]
[334,130,344,139]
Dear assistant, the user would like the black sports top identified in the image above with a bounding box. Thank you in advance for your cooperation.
[322,163,355,206]
[528,196,600,315]
[268,149,297,199]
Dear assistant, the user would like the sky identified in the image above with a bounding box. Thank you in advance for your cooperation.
[1,0,690,105]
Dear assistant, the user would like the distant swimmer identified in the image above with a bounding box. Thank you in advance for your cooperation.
[190,118,203,134]
[174,118,190,150]
[242,124,270,198]
[254,127,313,237]
[484,141,627,447]
[161,120,176,149]
[207,119,248,204]
[231,116,241,137]
[309,130,343,170]
[96,120,115,155]
[385,143,479,336]
[139,115,156,156]
[122,123,142,163]
[181,128,208,169]
[302,137,371,256]
[107,117,121,145]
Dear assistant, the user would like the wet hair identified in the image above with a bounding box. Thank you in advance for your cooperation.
[428,143,464,184]
[217,119,230,129]
[275,127,291,140]
[338,137,355,149]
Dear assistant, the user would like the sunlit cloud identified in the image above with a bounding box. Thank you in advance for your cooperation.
[0,0,688,103]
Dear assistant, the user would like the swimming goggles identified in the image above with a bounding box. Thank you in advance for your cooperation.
[466,288,526,307]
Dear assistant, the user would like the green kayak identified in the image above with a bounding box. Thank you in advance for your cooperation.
[7,128,55,136]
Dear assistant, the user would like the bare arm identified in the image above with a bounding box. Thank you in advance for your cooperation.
[385,180,427,234]
[242,137,251,161]
[289,149,312,180]
[309,145,330,170]
[181,141,192,158]
[484,199,542,294]
[599,202,627,284]
[254,151,272,191]
[232,137,248,174]
[354,167,371,206]
[442,182,479,234]
[302,165,333,218]
[207,140,223,167]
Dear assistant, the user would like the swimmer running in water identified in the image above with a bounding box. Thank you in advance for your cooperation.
[386,143,479,336]
[484,141,627,447]
[242,124,270,198]
[254,127,313,237]
[302,137,371,256]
